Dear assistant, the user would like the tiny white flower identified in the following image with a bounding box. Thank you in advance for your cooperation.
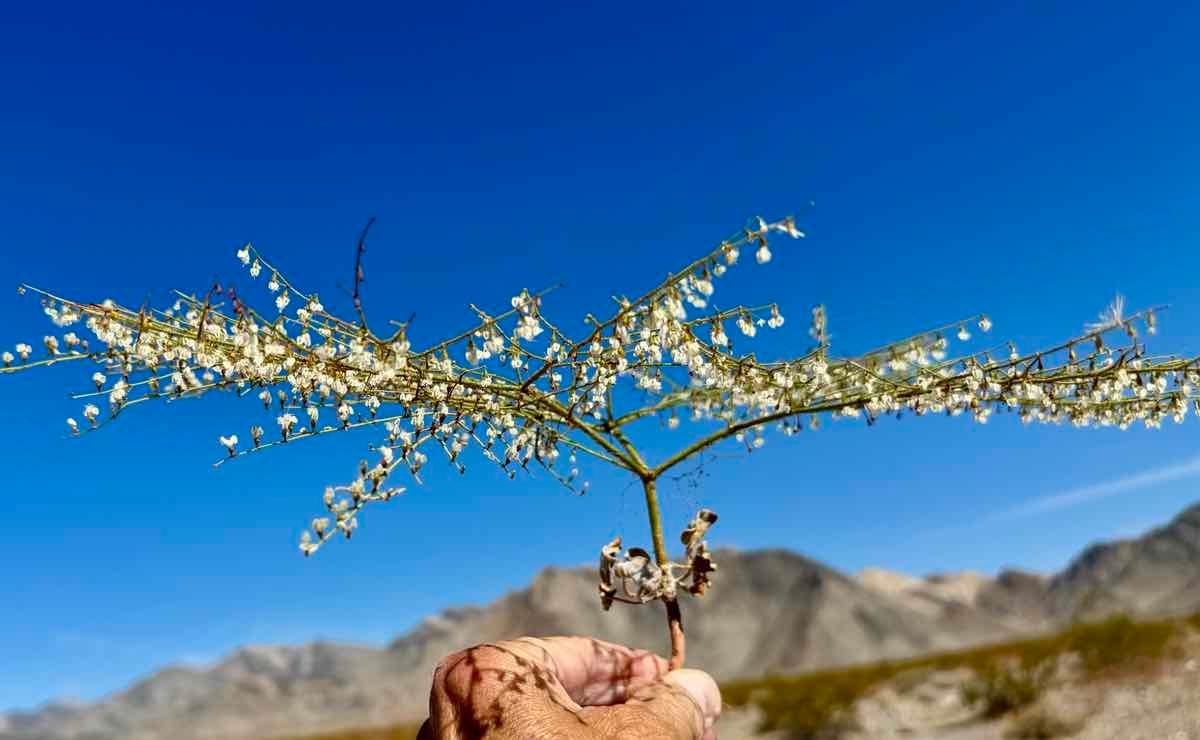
[275,291,290,312]
[249,259,262,278]
[737,314,757,337]
[83,403,100,425]
[755,243,772,264]
[66,418,78,434]
[380,445,394,465]
[667,414,680,430]
[15,343,31,360]
[978,315,993,333]
[237,246,251,265]
[521,315,544,340]
[774,216,804,239]
[277,413,298,436]
[92,371,106,389]
[299,531,317,555]
[219,434,238,455]
[259,389,272,408]
[1,351,12,365]
[710,322,729,347]
[957,325,971,342]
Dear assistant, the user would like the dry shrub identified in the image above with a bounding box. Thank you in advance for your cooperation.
[1059,614,1177,677]
[961,658,1051,719]
[723,663,897,740]
[1006,704,1085,739]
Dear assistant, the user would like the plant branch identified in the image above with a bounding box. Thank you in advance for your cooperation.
[352,217,377,336]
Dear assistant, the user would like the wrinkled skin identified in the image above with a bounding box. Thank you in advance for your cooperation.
[418,637,721,739]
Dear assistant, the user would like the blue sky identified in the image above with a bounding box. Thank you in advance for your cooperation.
[3,0,1200,712]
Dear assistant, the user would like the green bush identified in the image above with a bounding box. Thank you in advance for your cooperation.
[1058,615,1176,675]
[723,663,897,740]
[961,659,1050,718]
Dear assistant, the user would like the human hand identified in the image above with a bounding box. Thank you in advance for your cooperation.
[417,636,721,739]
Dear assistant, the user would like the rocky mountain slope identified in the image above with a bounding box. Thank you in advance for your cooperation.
[1043,502,1200,621]
[6,502,1200,740]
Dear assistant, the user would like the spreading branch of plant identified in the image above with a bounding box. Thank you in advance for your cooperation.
[5,213,1198,668]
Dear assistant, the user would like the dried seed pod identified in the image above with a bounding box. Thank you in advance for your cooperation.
[598,536,623,611]
[681,508,718,551]
[688,542,717,597]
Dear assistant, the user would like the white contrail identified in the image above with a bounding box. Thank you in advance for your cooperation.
[990,454,1200,522]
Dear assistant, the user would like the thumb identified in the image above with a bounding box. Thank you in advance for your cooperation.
[663,669,721,739]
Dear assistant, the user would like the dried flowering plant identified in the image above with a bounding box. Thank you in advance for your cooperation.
[4,213,1199,669]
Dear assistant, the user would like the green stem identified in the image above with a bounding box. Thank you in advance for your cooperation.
[643,476,686,669]
[643,477,668,568]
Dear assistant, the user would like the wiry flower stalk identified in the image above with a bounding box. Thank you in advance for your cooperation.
[3,215,1198,669]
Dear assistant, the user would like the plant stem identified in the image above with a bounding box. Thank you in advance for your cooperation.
[642,476,686,669]
[664,597,685,671]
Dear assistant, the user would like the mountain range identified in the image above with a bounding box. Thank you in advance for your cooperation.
[6,502,1200,740]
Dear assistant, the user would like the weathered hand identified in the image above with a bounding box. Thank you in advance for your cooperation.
[417,636,721,739]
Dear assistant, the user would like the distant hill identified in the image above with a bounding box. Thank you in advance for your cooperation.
[1044,502,1200,621]
[6,503,1200,740]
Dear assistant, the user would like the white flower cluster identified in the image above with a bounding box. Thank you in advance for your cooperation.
[3,216,1196,556]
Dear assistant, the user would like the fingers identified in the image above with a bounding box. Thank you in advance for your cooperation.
[425,641,583,739]
[578,668,720,740]
[423,637,720,739]
[521,636,669,706]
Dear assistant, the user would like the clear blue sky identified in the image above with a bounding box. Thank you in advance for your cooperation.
[3,0,1200,713]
